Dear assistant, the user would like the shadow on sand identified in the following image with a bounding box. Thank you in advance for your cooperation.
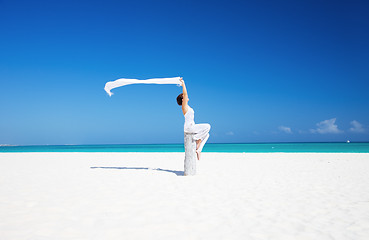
[90,166,184,176]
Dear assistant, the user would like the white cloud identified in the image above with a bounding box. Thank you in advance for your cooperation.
[226,131,234,136]
[310,118,343,134]
[278,126,292,134]
[349,120,365,133]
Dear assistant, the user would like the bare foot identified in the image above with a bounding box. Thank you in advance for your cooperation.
[196,151,201,160]
[196,139,202,150]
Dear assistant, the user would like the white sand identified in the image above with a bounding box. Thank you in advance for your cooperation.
[1,152,369,240]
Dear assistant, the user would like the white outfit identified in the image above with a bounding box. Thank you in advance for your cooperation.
[184,106,211,153]
[104,77,181,96]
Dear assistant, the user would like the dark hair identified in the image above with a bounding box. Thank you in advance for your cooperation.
[176,93,183,105]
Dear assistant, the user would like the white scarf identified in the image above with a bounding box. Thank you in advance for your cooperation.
[104,77,181,96]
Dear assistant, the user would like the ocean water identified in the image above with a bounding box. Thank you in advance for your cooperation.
[1,142,369,153]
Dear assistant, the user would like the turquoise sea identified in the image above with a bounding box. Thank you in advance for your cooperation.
[1,142,369,153]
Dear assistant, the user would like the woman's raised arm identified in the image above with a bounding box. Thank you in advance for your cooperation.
[180,78,189,114]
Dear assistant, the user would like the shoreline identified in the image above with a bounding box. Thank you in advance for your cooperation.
[1,152,369,154]
[2,142,369,153]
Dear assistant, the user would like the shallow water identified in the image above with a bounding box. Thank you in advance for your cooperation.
[1,142,369,153]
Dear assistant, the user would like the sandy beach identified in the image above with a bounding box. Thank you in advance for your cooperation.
[1,152,369,239]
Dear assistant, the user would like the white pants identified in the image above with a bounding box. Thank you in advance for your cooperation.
[186,123,211,153]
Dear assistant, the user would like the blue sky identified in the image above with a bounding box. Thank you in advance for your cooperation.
[1,0,368,145]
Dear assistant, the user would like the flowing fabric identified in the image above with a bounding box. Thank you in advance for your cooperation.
[104,77,182,96]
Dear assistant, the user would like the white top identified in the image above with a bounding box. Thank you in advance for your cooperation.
[184,106,195,132]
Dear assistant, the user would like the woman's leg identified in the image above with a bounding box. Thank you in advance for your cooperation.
[193,123,211,152]
[193,124,211,141]
[197,133,209,153]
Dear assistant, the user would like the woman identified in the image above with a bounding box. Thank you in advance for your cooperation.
[177,78,211,160]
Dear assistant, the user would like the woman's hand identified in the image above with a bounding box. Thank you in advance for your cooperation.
[180,77,185,87]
